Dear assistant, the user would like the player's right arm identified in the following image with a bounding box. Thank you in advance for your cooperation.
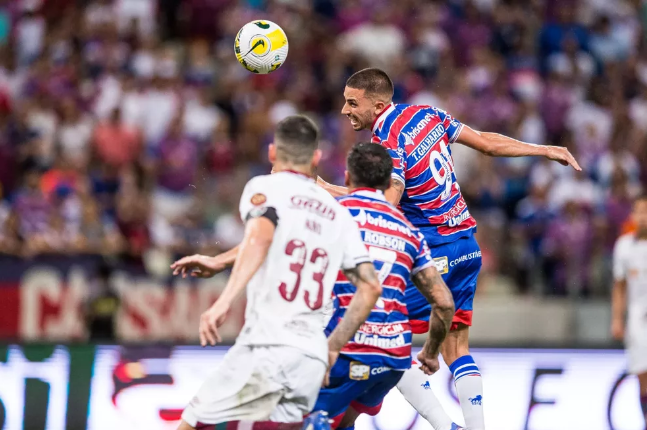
[611,237,628,340]
[171,247,238,278]
[611,279,627,341]
[410,234,454,374]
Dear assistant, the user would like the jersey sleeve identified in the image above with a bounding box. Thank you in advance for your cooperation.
[373,135,406,185]
[340,211,371,270]
[435,107,464,143]
[612,236,629,281]
[411,231,436,275]
[238,177,279,226]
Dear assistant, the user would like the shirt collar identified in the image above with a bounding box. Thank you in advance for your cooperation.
[350,187,386,201]
[372,103,395,134]
[281,169,315,182]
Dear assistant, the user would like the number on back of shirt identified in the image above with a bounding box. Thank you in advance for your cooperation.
[368,246,397,285]
[428,142,454,201]
[278,239,328,310]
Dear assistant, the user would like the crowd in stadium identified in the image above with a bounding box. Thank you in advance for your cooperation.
[0,0,644,297]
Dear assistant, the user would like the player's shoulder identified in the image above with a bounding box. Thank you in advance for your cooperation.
[614,232,637,251]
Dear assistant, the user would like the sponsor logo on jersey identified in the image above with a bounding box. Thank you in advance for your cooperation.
[250,193,267,206]
[449,251,482,267]
[405,113,434,142]
[433,256,448,274]
[448,210,471,227]
[469,395,483,406]
[354,209,413,237]
[353,333,406,348]
[441,199,467,223]
[421,381,431,390]
[371,366,391,375]
[359,322,406,336]
[411,123,445,162]
[290,196,336,220]
[363,231,406,252]
[349,361,370,380]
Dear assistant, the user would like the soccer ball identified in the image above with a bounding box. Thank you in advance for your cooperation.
[234,20,288,74]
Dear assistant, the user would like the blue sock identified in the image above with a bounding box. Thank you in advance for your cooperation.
[449,355,484,430]
[338,426,354,430]
[448,355,481,381]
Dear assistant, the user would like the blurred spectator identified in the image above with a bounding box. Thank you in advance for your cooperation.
[149,115,199,221]
[93,107,141,169]
[338,5,406,72]
[85,262,120,341]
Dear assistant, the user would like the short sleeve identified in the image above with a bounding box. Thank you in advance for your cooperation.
[374,136,406,185]
[239,177,278,225]
[412,232,436,275]
[435,108,464,143]
[612,237,628,281]
[340,212,371,270]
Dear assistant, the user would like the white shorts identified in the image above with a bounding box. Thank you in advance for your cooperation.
[182,344,326,427]
[627,315,647,375]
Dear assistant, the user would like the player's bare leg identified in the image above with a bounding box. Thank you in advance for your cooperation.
[638,372,647,426]
[441,324,484,430]
[177,420,195,430]
[337,406,360,430]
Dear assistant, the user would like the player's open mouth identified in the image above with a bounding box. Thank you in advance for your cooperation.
[349,117,359,127]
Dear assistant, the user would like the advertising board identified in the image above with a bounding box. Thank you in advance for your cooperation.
[0,345,642,430]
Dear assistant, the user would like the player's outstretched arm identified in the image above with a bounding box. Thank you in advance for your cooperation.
[324,262,381,383]
[611,279,627,341]
[199,218,275,346]
[456,125,582,171]
[316,176,349,197]
[412,266,455,375]
[171,246,239,278]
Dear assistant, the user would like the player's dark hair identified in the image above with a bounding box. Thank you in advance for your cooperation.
[346,68,394,101]
[347,142,392,191]
[274,115,319,164]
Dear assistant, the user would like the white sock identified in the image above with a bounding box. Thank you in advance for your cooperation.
[449,355,484,430]
[397,365,454,430]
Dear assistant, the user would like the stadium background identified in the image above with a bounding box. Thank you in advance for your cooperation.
[0,0,645,428]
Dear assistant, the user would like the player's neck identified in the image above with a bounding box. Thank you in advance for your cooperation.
[347,186,379,194]
[272,163,314,179]
[636,229,647,240]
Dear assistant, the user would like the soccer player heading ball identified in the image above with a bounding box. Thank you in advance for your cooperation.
[317,68,581,430]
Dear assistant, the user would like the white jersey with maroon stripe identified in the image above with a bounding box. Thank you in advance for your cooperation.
[236,171,371,364]
[613,233,647,374]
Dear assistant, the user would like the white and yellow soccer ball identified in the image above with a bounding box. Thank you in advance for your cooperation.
[234,20,289,74]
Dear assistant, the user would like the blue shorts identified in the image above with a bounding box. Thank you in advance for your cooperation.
[313,356,404,426]
[405,230,482,332]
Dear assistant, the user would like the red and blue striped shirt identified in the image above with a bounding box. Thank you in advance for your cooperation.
[325,189,435,371]
[371,103,477,246]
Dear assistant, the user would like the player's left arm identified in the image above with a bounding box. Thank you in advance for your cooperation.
[316,176,349,197]
[455,125,582,171]
[384,178,405,207]
[412,266,454,352]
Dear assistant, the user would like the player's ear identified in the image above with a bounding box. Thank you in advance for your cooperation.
[373,100,386,116]
[311,149,322,167]
[268,143,277,164]
[344,170,350,187]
